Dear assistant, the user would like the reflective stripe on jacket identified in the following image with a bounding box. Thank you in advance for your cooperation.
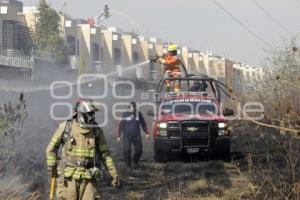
[46,120,117,180]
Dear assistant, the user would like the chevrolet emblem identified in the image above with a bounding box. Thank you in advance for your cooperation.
[187,127,198,132]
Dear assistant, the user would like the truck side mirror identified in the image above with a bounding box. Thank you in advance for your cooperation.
[147,110,155,117]
[223,108,234,116]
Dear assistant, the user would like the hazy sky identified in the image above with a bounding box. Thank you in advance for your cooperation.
[21,0,300,66]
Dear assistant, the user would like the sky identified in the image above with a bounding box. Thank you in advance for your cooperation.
[21,0,300,66]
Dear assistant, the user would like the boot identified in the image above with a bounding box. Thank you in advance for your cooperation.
[133,161,140,170]
[165,84,171,92]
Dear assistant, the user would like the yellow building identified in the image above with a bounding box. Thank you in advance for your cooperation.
[101,27,122,68]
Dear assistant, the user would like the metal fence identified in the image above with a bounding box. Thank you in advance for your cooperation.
[0,53,34,80]
[33,50,55,63]
[0,54,34,69]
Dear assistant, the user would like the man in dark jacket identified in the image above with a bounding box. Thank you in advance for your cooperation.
[116,102,149,169]
[190,81,208,92]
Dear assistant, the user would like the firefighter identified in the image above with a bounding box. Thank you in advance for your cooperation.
[190,80,208,92]
[159,44,182,93]
[46,99,119,200]
[116,102,149,169]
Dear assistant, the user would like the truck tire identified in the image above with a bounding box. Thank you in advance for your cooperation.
[154,150,165,162]
[214,138,231,161]
[154,148,168,162]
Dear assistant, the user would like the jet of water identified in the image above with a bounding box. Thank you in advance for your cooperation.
[0,60,151,93]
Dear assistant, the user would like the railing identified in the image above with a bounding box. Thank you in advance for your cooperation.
[33,50,55,62]
[0,54,34,69]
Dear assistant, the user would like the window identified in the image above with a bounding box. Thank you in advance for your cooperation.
[67,36,76,55]
[100,46,104,61]
[133,52,139,64]
[0,6,8,14]
[92,43,100,61]
[76,40,80,56]
[114,48,121,65]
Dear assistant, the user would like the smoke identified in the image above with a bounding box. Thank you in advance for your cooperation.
[0,60,155,198]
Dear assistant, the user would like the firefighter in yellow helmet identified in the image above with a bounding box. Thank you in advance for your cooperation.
[46,99,119,200]
[159,44,182,93]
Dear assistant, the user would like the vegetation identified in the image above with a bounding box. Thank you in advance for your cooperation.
[234,38,300,199]
[35,0,69,64]
[0,94,41,199]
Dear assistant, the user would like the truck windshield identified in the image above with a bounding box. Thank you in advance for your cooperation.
[161,100,219,115]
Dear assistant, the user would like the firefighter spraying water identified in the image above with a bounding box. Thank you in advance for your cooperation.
[150,44,189,93]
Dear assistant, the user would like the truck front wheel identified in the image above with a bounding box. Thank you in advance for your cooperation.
[213,138,231,161]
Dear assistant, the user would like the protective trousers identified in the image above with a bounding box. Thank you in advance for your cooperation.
[56,177,101,200]
[164,69,181,92]
[123,135,143,167]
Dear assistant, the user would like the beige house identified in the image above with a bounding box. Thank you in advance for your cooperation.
[77,24,102,72]
[139,36,155,80]
[151,37,164,80]
[4,2,265,88]
[120,32,142,78]
[198,53,208,74]
[101,27,122,68]
[22,6,37,32]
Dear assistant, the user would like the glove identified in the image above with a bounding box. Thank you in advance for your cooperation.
[47,166,57,177]
[159,58,166,64]
[111,175,120,188]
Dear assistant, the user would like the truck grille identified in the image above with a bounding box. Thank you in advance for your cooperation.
[181,122,210,137]
[167,121,214,135]
[166,121,216,147]
[167,123,180,138]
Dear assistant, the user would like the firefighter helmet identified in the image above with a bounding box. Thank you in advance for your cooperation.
[167,44,177,52]
[76,99,100,126]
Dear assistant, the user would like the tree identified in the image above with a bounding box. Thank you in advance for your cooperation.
[35,0,69,63]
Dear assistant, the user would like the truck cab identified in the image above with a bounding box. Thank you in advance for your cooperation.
[149,74,234,162]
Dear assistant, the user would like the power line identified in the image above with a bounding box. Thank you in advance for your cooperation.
[210,0,273,48]
[250,0,290,34]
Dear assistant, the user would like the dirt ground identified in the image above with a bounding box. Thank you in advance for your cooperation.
[99,157,253,200]
[96,128,254,200]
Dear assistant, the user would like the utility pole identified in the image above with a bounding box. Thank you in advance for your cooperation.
[62,0,68,37]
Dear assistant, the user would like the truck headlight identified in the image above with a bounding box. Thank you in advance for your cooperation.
[218,122,226,129]
[158,123,167,129]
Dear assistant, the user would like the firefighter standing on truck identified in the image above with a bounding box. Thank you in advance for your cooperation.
[46,99,119,200]
[159,44,182,93]
[116,102,149,169]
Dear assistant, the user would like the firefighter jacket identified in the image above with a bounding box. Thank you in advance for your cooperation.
[46,120,117,180]
[162,54,181,72]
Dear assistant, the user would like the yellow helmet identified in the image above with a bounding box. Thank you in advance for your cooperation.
[167,44,177,52]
